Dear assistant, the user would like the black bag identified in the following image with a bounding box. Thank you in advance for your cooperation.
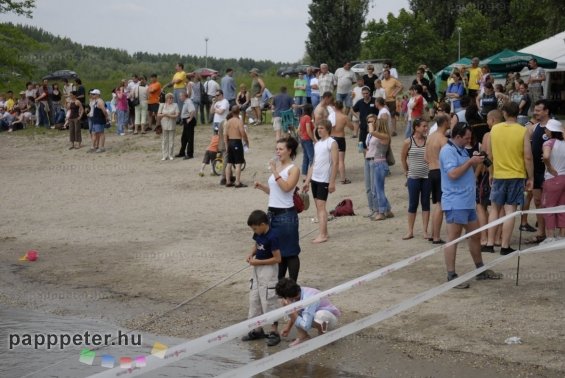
[159,91,166,104]
[129,97,140,107]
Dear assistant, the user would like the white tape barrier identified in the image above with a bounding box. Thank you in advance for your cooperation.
[216,251,521,377]
[88,206,565,378]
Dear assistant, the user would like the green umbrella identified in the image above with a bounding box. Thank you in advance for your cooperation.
[480,49,557,73]
[434,57,472,96]
[435,57,472,81]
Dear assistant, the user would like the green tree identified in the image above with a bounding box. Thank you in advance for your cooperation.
[306,0,370,70]
[361,9,445,73]
[0,0,35,17]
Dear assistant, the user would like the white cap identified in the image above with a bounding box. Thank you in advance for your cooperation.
[546,119,563,133]
[90,89,101,95]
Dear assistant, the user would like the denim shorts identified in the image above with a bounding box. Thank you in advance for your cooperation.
[92,123,105,133]
[489,178,524,206]
[444,209,478,225]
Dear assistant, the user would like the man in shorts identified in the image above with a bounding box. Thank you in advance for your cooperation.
[334,62,356,114]
[331,101,353,184]
[424,115,450,244]
[381,69,403,136]
[223,106,249,188]
[440,122,502,289]
[486,102,534,254]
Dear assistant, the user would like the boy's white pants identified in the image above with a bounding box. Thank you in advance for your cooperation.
[248,264,279,319]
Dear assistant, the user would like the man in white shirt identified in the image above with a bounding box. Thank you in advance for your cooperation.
[205,76,220,123]
[334,62,356,113]
[212,90,229,133]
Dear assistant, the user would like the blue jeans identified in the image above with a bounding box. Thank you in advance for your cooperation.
[300,139,314,175]
[174,88,184,122]
[407,177,431,213]
[404,119,413,139]
[311,93,320,110]
[294,96,305,117]
[116,109,128,134]
[364,158,376,212]
[372,161,391,213]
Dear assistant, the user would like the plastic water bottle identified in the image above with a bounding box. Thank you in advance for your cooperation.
[357,141,364,153]
[505,336,522,345]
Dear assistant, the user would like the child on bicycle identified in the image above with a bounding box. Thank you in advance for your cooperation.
[199,127,220,177]
[242,210,282,347]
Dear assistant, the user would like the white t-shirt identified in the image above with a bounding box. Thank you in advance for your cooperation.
[544,139,565,180]
[213,99,229,123]
[352,86,364,106]
[334,68,356,94]
[268,164,295,208]
[312,138,336,183]
[373,88,386,100]
[205,80,219,97]
[327,106,336,126]
[428,123,438,135]
[310,78,320,95]
[378,107,392,132]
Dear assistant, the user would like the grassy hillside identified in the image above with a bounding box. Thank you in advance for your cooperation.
[0,23,297,98]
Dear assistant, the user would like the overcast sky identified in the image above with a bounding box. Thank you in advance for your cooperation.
[0,0,408,62]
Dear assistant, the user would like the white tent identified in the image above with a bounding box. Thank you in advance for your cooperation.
[519,31,565,71]
[518,31,565,101]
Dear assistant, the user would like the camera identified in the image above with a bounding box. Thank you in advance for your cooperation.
[479,151,492,167]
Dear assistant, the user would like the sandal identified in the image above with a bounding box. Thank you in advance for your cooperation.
[525,235,546,244]
[341,178,351,184]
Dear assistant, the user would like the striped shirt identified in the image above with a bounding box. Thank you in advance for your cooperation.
[408,136,429,178]
[318,72,335,95]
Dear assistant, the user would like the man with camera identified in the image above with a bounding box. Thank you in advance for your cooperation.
[439,122,502,288]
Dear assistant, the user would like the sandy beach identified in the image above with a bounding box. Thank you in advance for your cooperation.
[1,122,564,377]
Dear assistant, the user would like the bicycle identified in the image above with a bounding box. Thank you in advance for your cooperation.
[211,152,246,176]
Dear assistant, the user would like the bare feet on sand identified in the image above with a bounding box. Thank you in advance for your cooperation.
[312,236,328,244]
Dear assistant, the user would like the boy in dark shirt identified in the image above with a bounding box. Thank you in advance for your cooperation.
[242,210,282,346]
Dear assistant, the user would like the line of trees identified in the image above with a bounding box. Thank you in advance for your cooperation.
[305,0,564,73]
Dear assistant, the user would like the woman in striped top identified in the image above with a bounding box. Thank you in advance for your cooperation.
[400,119,431,240]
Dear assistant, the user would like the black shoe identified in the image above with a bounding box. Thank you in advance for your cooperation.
[183,156,193,160]
[519,224,537,232]
[500,247,515,255]
[265,332,281,347]
[241,329,266,341]
[447,273,470,289]
[481,245,495,253]
[432,239,446,244]
[175,154,185,158]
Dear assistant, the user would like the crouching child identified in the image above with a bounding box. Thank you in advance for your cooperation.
[275,277,341,347]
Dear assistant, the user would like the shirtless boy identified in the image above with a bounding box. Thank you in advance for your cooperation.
[332,101,354,184]
[424,115,450,244]
[224,106,249,188]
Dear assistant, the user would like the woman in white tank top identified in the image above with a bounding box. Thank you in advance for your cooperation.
[303,120,338,243]
[254,138,302,282]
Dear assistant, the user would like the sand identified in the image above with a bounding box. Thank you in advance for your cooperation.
[1,121,564,377]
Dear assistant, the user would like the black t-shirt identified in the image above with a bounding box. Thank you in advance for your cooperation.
[412,78,431,101]
[353,98,378,148]
[252,228,279,260]
[362,74,377,94]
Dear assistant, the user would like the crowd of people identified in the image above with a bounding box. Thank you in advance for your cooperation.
[2,57,564,345]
